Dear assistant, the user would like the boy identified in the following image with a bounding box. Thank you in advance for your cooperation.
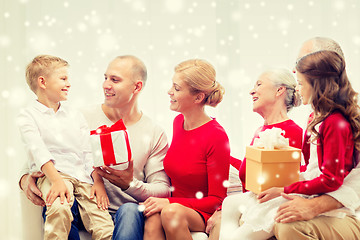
[17,55,114,239]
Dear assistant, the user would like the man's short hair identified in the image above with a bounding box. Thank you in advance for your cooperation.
[115,55,147,86]
[311,37,345,59]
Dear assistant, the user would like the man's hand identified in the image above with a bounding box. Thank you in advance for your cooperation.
[20,172,45,207]
[205,209,221,234]
[275,193,321,223]
[141,197,170,217]
[94,159,134,191]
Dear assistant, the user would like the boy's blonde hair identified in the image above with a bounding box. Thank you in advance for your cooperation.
[25,55,69,93]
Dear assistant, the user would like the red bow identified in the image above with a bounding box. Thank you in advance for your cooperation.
[91,119,131,166]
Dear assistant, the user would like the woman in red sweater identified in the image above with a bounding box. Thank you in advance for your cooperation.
[214,68,302,240]
[220,51,360,240]
[142,59,230,240]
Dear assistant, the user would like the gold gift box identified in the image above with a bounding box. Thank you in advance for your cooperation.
[245,146,301,194]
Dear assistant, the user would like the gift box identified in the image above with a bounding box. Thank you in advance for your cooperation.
[90,119,132,167]
[245,146,301,194]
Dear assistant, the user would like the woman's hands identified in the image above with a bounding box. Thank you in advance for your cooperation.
[257,187,284,203]
[141,197,170,217]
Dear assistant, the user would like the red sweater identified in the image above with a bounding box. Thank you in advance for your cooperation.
[164,114,230,222]
[284,111,354,195]
[231,120,303,192]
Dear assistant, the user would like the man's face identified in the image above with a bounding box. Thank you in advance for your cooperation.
[103,59,137,109]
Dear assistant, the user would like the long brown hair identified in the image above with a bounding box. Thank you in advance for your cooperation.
[296,50,360,152]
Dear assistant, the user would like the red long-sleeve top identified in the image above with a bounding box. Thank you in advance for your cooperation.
[231,120,303,192]
[164,114,230,223]
[284,111,355,195]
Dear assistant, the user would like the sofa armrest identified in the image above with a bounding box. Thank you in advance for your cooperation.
[20,191,43,239]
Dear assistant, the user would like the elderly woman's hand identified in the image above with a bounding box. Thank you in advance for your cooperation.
[257,187,284,203]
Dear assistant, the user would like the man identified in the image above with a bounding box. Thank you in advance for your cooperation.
[273,37,360,240]
[19,55,170,240]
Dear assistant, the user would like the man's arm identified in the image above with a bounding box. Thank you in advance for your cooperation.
[275,165,360,223]
[96,125,171,202]
[20,172,45,207]
[275,193,342,223]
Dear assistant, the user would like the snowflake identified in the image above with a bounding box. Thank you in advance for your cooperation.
[333,0,345,11]
[137,204,145,212]
[223,180,230,188]
[165,0,184,13]
[292,151,300,160]
[238,204,247,213]
[169,218,179,228]
[257,176,265,185]
[195,191,204,199]
[2,90,10,99]
[6,147,15,157]
[77,22,88,32]
[0,35,10,47]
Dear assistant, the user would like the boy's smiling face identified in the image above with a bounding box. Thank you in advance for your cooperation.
[42,66,71,104]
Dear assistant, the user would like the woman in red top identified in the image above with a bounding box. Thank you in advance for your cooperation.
[142,59,230,240]
[208,68,303,240]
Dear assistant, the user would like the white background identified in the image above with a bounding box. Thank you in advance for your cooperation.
[1,0,360,238]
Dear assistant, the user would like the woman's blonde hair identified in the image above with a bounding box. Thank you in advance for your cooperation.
[262,68,301,112]
[174,59,225,107]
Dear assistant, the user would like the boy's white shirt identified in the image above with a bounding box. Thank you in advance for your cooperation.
[17,100,93,184]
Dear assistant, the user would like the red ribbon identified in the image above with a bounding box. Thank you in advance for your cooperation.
[90,119,132,166]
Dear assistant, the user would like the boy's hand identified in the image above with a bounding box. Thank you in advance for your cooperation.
[90,182,110,210]
[46,178,70,206]
[94,159,134,191]
[257,187,284,203]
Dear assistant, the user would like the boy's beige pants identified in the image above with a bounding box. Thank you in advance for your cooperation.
[37,173,114,240]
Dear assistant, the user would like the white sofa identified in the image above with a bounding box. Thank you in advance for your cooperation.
[20,191,208,240]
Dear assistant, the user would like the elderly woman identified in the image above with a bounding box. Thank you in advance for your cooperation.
[207,68,303,240]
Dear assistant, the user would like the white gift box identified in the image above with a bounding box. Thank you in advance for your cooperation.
[90,119,132,167]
